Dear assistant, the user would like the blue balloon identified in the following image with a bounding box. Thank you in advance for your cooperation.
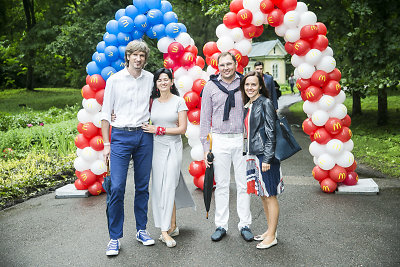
[133,0,148,14]
[146,0,161,10]
[103,33,118,47]
[163,11,178,25]
[147,9,163,26]
[134,14,149,32]
[104,46,119,62]
[160,1,173,13]
[101,66,117,81]
[106,20,119,35]
[132,30,144,40]
[118,16,135,33]
[96,41,106,53]
[115,9,126,21]
[111,59,125,72]
[151,24,166,40]
[86,61,101,75]
[146,27,157,39]
[118,46,126,59]
[94,53,111,68]
[117,32,132,45]
[125,5,139,20]
[177,23,187,33]
[92,51,99,62]
[165,22,181,38]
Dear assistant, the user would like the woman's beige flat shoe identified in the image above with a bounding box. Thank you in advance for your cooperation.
[254,231,278,241]
[160,235,176,248]
[256,238,277,249]
[169,227,180,237]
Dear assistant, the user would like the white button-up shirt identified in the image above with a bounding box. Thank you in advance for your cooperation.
[101,67,154,127]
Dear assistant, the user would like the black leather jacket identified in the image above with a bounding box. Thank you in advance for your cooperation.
[245,95,277,164]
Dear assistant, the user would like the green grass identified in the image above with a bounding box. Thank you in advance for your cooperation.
[0,88,82,113]
[289,92,400,178]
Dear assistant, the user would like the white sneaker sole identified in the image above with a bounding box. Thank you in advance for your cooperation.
[136,237,155,246]
[106,250,119,256]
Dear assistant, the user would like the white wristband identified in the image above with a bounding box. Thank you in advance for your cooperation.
[103,142,110,146]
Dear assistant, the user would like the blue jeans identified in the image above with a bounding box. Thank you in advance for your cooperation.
[107,128,153,239]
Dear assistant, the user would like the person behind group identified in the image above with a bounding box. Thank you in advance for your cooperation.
[288,73,296,94]
[101,40,155,256]
[254,62,279,110]
[200,52,253,242]
[142,68,195,248]
[239,71,284,249]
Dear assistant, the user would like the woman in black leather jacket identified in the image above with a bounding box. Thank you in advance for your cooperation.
[240,71,284,250]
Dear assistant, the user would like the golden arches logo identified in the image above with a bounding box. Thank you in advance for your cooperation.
[90,77,98,83]
[200,80,206,86]
[267,16,273,23]
[82,124,88,131]
[223,14,228,21]
[125,36,130,41]
[163,60,168,68]
[81,173,87,181]
[318,75,326,81]
[184,96,191,102]
[173,26,179,33]
[97,139,104,145]
[96,189,102,194]
[75,136,78,142]
[185,54,194,61]
[107,71,114,76]
[108,52,114,57]
[296,82,302,89]
[211,59,217,66]
[332,143,341,151]
[122,19,129,27]
[348,129,352,137]
[294,43,300,50]
[95,55,101,62]
[332,123,342,131]
[322,185,330,192]
[312,170,315,177]
[240,13,248,20]
[248,32,255,38]
[310,25,318,31]
[306,91,315,99]
[235,54,242,62]
[314,132,321,139]
[336,84,341,90]
[261,3,266,9]
[171,46,179,53]
[148,11,155,18]
[338,173,346,181]
[141,23,147,28]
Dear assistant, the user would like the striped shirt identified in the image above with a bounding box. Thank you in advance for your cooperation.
[200,74,244,152]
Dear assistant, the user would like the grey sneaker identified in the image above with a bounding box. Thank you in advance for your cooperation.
[211,227,227,241]
[240,226,254,242]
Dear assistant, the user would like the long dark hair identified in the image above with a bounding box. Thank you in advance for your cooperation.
[150,68,179,99]
[240,71,270,105]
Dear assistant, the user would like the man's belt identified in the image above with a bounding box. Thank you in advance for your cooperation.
[113,126,142,131]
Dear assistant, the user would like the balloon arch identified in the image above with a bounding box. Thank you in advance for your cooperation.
[73,0,358,196]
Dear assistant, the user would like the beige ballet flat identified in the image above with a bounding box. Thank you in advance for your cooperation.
[254,231,278,241]
[160,235,176,248]
[256,238,277,249]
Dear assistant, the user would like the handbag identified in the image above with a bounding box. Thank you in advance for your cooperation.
[274,116,301,161]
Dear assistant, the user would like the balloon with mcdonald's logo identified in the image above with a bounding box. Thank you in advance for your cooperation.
[183,91,200,110]
[79,169,97,186]
[209,52,220,69]
[260,0,274,14]
[242,24,257,39]
[317,153,335,170]
[230,0,244,13]
[189,160,206,178]
[88,74,106,91]
[296,78,311,92]
[82,85,96,99]
[75,134,90,149]
[323,80,341,97]
[324,118,343,135]
[203,41,219,58]
[163,56,177,69]
[267,9,284,27]
[329,165,347,183]
[223,12,241,29]
[180,52,196,67]
[327,68,342,82]
[168,42,185,59]
[228,49,243,65]
[192,79,206,95]
[346,160,357,172]
[334,127,352,143]
[304,85,323,102]
[336,151,355,168]
[320,178,337,193]
[313,128,331,144]
[343,171,358,186]
[310,70,328,87]
[326,139,344,156]
[81,122,98,139]
[294,39,311,56]
[285,42,295,55]
[302,118,319,135]
[316,22,327,35]
[196,56,205,69]
[312,35,329,51]
[88,181,103,196]
[312,165,329,182]
[237,9,253,27]
[90,135,104,151]
[188,108,201,125]
[300,25,319,40]
[74,178,88,190]
[341,114,351,128]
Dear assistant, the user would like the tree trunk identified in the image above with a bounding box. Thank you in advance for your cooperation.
[22,0,36,91]
[352,90,362,116]
[377,86,388,125]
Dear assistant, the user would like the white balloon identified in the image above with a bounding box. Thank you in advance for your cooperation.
[217,35,235,52]
[293,67,300,79]
[318,95,336,111]
[174,67,188,79]
[243,0,262,12]
[74,156,91,172]
[190,38,195,46]
[188,66,203,80]
[305,49,323,66]
[329,104,347,119]
[313,156,319,166]
[326,139,344,156]
[312,110,329,126]
[77,109,93,123]
[175,32,192,48]
[297,63,315,79]
[309,141,326,157]
[252,11,265,26]
[92,112,102,128]
[317,56,336,73]
[291,54,305,68]
[81,147,98,162]
[175,75,193,93]
[275,24,288,37]
[201,71,210,81]
[76,148,82,157]
[334,90,346,105]
[295,2,308,14]
[84,98,102,114]
[285,28,301,43]
[190,144,204,161]
[298,11,317,28]
[188,137,201,147]
[90,159,107,175]
[97,151,104,160]
[344,139,354,152]
[157,37,175,53]
[303,100,319,115]
[230,27,245,42]
[317,153,336,170]
[284,11,300,28]
[206,65,217,76]
[234,39,252,56]
[336,151,355,168]
[321,46,334,57]
[216,24,231,39]
[82,98,87,107]
[185,123,200,139]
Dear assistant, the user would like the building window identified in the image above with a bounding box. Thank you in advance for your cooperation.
[272,64,278,79]
[244,67,251,74]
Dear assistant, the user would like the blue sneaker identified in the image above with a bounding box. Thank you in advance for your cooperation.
[136,230,155,246]
[106,239,120,256]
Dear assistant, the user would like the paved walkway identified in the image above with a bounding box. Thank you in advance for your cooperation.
[1,94,399,266]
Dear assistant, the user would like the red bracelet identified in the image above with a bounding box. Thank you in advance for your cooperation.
[156,126,166,136]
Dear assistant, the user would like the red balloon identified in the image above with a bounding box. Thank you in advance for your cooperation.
[237,65,244,74]
[77,123,84,134]
[327,68,342,82]
[188,108,201,125]
[237,9,253,27]
[79,170,97,186]
[294,39,311,56]
[267,9,284,27]
[223,12,241,29]
[183,91,200,110]
[324,118,343,135]
[346,160,357,172]
[228,49,243,65]
[280,0,298,13]
[300,25,319,40]
[185,45,198,57]
[189,160,206,177]
[196,56,205,69]
[75,170,81,179]
[312,165,329,182]
[210,52,220,69]
[313,128,331,144]
[90,135,104,151]
[300,90,308,101]
[304,85,323,102]
[320,178,337,193]
[163,56,177,69]
[310,70,328,87]
[95,89,105,105]
[312,35,329,51]
[254,25,264,38]
[323,80,341,96]
[296,78,311,92]
[285,42,295,55]
[341,115,351,128]
[180,52,196,67]
[74,178,88,190]
[81,84,96,99]
[81,122,98,139]
[203,41,219,57]
[316,22,327,35]
[230,0,244,13]
[302,118,319,135]
[86,75,91,85]
[343,171,358,186]
[240,55,249,67]
[242,24,257,39]
[329,165,347,183]
[334,127,352,143]
[75,134,90,149]
[88,181,103,196]
[260,0,274,14]
[168,42,185,59]
[194,175,205,190]
[88,74,106,91]
[192,79,207,95]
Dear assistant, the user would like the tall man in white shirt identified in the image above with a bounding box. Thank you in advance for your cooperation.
[200,52,253,242]
[101,40,155,256]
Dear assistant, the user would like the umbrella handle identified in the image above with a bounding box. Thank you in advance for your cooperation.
[207,134,212,152]
[106,158,110,175]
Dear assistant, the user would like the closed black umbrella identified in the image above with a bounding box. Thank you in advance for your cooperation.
[102,158,111,226]
[203,134,214,219]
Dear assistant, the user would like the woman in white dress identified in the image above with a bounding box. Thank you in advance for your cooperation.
[142,68,195,248]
